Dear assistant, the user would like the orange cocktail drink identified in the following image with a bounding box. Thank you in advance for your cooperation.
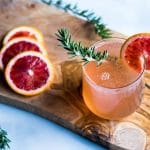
[82,38,144,120]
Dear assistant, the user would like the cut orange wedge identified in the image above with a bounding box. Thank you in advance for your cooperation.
[121,33,150,72]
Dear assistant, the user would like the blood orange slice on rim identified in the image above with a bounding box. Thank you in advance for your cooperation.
[5,51,54,96]
[0,37,47,70]
[3,26,44,45]
[121,33,150,72]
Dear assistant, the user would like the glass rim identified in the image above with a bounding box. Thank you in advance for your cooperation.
[82,37,145,91]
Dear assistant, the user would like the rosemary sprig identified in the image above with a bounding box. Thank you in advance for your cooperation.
[42,0,111,39]
[56,28,108,65]
[0,128,10,150]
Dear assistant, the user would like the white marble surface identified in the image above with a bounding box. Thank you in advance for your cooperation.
[1,0,150,150]
[64,0,150,36]
[0,104,104,150]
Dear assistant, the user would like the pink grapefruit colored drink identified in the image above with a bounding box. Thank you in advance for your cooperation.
[82,38,144,120]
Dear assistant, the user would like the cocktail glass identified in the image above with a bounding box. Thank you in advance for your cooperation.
[82,38,144,120]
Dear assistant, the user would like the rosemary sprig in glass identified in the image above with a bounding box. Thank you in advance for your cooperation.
[42,0,111,39]
[56,28,108,65]
[0,128,10,150]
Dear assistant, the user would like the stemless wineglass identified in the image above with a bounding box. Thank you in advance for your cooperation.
[82,38,144,120]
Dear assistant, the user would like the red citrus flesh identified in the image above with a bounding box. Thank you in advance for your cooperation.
[0,38,47,69]
[121,34,150,72]
[5,51,53,96]
[3,26,44,45]
[2,41,40,67]
[9,31,37,41]
[10,55,49,91]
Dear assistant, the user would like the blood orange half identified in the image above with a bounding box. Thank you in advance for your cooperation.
[5,51,54,96]
[3,26,44,45]
[0,37,47,70]
[121,33,150,72]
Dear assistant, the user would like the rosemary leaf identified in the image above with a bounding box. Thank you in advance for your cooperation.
[0,128,10,150]
[56,28,108,65]
[42,0,111,38]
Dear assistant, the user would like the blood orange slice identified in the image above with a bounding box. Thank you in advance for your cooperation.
[5,51,54,96]
[0,37,47,70]
[121,33,150,72]
[3,26,44,45]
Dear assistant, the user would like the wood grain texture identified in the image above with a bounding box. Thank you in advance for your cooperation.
[0,0,149,149]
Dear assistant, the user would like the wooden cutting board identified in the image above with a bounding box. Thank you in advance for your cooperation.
[0,0,150,149]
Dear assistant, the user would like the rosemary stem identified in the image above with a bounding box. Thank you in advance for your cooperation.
[42,0,111,38]
[56,28,108,65]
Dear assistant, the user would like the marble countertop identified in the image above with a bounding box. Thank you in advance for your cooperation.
[0,104,104,150]
[64,0,150,36]
[0,0,150,150]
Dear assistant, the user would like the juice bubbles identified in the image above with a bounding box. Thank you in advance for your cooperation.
[82,38,144,120]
